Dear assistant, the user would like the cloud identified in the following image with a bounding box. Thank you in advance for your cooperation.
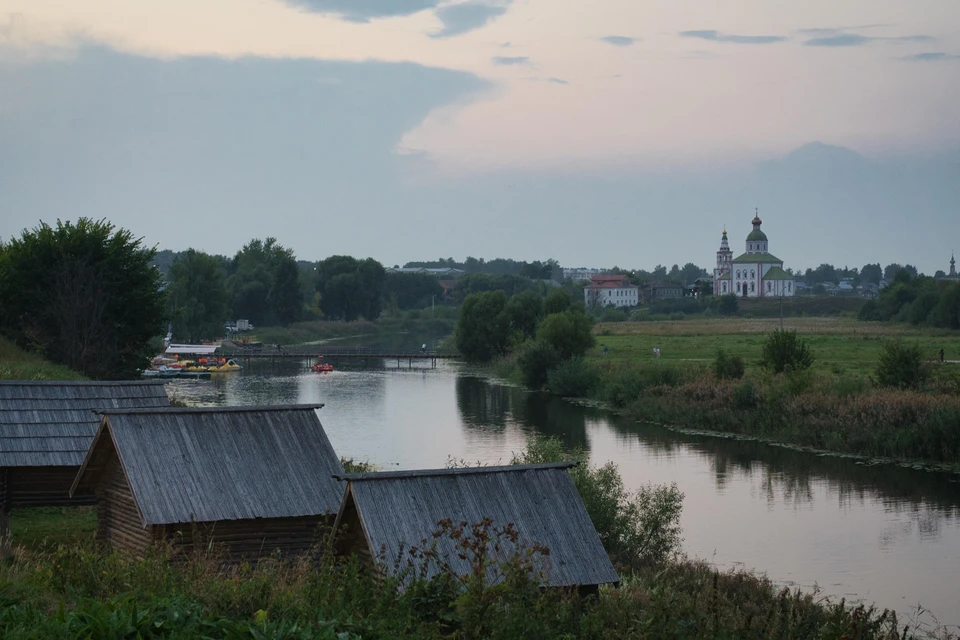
[431,1,510,39]
[546,77,569,85]
[599,36,637,47]
[796,25,892,36]
[283,0,439,22]
[804,33,933,47]
[679,30,785,45]
[492,56,529,66]
[903,52,960,61]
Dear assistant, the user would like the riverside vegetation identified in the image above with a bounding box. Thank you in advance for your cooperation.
[2,438,943,640]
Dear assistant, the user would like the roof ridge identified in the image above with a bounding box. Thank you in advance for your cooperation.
[0,380,167,387]
[98,404,324,415]
[335,461,577,481]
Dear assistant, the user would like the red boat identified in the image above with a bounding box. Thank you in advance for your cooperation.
[312,357,334,373]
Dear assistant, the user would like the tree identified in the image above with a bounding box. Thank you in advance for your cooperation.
[455,291,510,362]
[516,340,561,389]
[0,218,166,379]
[716,294,739,316]
[315,255,386,321]
[537,308,595,360]
[759,329,814,374]
[166,249,229,342]
[860,263,882,285]
[504,290,543,341]
[383,273,443,311]
[227,238,303,326]
[543,289,572,315]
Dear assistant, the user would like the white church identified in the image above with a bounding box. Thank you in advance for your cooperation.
[713,212,794,298]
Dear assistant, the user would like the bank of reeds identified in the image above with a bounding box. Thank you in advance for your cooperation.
[536,357,960,467]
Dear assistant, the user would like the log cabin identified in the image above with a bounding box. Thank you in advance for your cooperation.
[70,404,344,563]
[0,380,170,555]
[331,463,619,591]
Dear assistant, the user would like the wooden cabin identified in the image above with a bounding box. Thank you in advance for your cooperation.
[332,463,619,590]
[70,404,344,562]
[0,380,170,554]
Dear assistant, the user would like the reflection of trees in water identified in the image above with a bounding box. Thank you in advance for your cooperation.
[606,418,960,517]
[455,376,590,452]
[456,376,510,430]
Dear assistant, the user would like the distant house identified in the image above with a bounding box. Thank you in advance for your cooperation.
[645,281,684,301]
[562,268,606,282]
[71,405,344,562]
[0,381,170,555]
[858,283,880,299]
[584,274,639,308]
[331,463,619,591]
[386,267,465,278]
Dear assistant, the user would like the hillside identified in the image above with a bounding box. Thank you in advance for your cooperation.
[0,336,85,381]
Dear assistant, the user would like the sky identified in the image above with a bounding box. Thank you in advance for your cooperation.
[1,1,959,274]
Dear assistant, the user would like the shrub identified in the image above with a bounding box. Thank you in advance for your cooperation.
[711,349,745,380]
[513,437,684,569]
[537,309,595,360]
[759,329,814,374]
[546,358,598,397]
[732,380,761,410]
[516,340,561,390]
[875,340,928,389]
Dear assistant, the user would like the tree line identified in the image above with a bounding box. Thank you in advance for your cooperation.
[859,270,960,329]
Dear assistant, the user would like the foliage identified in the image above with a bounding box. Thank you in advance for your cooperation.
[0,335,86,381]
[513,436,684,569]
[503,290,543,341]
[455,291,510,362]
[546,358,599,397]
[226,238,303,326]
[716,294,739,316]
[876,340,929,389]
[0,218,166,379]
[315,255,386,321]
[759,329,815,374]
[450,274,535,302]
[515,340,561,389]
[711,349,745,380]
[537,308,595,360]
[859,272,960,329]
[383,272,444,311]
[543,288,573,316]
[166,249,230,342]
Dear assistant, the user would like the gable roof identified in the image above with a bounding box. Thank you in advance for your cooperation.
[333,463,618,588]
[0,381,171,467]
[762,266,792,280]
[71,405,344,525]
[732,252,782,264]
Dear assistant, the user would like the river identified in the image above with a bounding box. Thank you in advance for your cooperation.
[167,358,960,631]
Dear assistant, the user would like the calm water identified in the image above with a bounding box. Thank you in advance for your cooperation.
[168,359,960,630]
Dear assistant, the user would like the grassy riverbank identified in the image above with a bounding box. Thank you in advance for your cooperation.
[497,318,960,468]
[0,335,85,381]
[2,506,936,640]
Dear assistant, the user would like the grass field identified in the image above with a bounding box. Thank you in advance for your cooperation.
[589,318,960,376]
[10,507,96,550]
[0,335,85,381]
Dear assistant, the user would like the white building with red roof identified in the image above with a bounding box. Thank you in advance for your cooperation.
[584,274,640,308]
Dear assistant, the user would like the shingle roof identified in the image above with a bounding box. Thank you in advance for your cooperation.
[334,463,619,588]
[72,405,344,525]
[0,381,171,467]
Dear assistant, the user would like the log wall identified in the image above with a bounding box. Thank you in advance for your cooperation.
[2,466,96,508]
[159,515,335,564]
[335,498,374,569]
[96,457,152,557]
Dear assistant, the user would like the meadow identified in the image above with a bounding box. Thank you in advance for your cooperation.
[590,317,960,376]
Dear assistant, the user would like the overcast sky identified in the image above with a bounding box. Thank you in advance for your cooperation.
[1,1,958,273]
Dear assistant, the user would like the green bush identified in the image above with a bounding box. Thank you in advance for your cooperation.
[732,380,761,410]
[537,309,595,360]
[516,340,561,390]
[875,340,928,389]
[546,358,598,397]
[759,329,814,374]
[710,349,745,380]
[513,437,684,569]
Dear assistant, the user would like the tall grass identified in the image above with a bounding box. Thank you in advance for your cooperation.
[0,335,85,380]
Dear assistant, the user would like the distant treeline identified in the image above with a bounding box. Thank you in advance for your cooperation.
[402,257,557,280]
[859,271,960,329]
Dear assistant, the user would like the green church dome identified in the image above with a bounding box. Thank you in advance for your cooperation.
[747,229,767,241]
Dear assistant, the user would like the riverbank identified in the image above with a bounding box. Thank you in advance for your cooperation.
[3,506,936,640]
[495,318,960,469]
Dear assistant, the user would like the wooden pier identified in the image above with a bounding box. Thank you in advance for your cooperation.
[218,346,460,369]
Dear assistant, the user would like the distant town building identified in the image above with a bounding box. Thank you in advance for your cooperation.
[943,253,960,281]
[712,212,795,298]
[386,267,465,278]
[584,274,639,308]
[645,281,684,300]
[563,267,607,282]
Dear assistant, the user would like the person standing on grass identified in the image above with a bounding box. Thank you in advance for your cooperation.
[940,348,945,363]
